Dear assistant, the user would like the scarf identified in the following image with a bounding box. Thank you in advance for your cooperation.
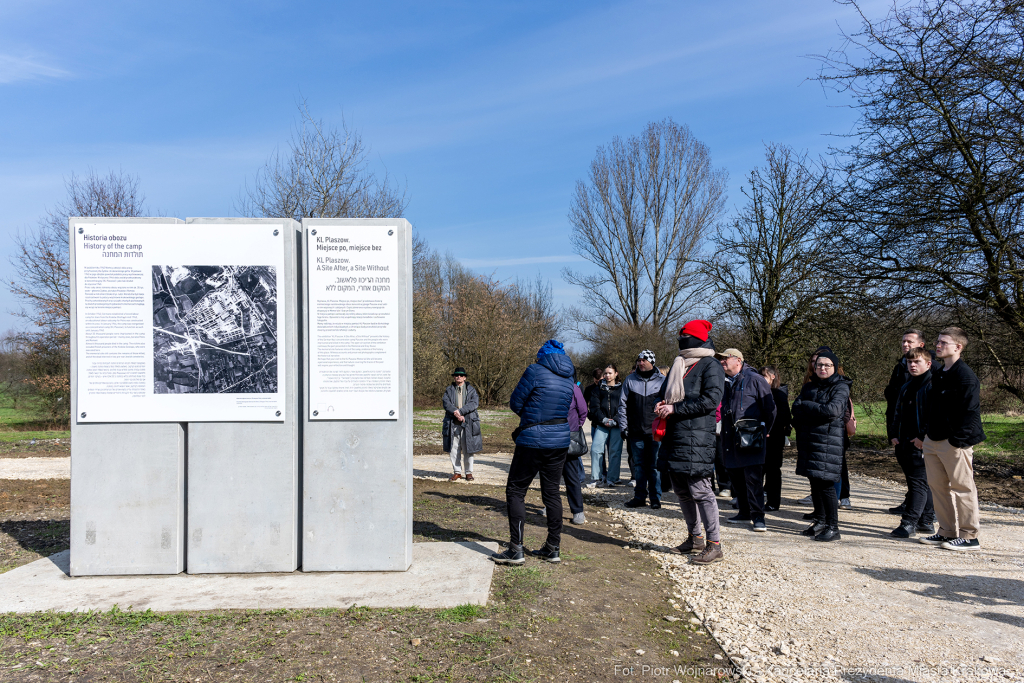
[663,347,716,403]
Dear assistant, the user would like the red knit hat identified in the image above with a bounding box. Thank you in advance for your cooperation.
[679,319,712,341]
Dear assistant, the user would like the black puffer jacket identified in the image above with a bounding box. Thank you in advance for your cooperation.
[656,343,726,478]
[792,373,852,482]
[588,380,623,427]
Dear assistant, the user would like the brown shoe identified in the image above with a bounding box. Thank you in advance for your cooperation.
[669,534,706,555]
[465,473,475,481]
[448,473,463,482]
[690,542,724,565]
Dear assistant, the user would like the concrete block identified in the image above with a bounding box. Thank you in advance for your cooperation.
[0,543,496,612]
[70,217,187,576]
[183,218,301,574]
[301,219,413,571]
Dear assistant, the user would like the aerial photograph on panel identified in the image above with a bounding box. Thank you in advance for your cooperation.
[152,266,278,394]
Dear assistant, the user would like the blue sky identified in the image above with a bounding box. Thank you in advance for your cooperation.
[0,0,886,337]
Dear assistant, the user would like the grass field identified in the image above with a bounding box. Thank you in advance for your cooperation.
[852,402,1024,462]
[0,392,69,442]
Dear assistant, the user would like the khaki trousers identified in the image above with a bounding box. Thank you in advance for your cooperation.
[922,437,980,540]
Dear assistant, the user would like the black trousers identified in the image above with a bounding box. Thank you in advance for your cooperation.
[714,434,731,490]
[809,476,839,528]
[763,445,784,509]
[506,445,568,548]
[895,443,935,526]
[562,456,584,515]
[728,464,765,520]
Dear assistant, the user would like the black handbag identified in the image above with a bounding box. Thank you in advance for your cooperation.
[734,418,766,452]
[568,427,589,456]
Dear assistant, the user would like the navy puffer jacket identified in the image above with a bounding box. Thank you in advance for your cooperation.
[792,374,852,482]
[509,353,576,449]
[720,364,777,469]
[657,343,725,478]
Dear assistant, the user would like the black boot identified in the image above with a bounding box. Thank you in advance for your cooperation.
[814,525,841,542]
[801,521,825,537]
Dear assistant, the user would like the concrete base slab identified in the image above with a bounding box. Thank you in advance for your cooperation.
[0,542,496,613]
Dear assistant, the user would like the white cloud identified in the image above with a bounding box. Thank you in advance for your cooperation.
[0,54,70,84]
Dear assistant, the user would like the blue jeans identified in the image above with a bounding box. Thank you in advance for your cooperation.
[590,425,623,484]
[630,435,661,504]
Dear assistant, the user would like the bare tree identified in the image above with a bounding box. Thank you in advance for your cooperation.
[7,169,147,422]
[413,242,559,405]
[707,144,834,367]
[238,103,407,220]
[9,169,146,332]
[818,0,1024,398]
[563,119,727,340]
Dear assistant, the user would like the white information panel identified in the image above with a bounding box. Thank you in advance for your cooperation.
[307,224,399,420]
[73,223,286,422]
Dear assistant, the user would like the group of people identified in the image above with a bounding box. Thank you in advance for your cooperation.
[440,321,986,567]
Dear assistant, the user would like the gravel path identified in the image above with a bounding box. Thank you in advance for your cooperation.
[592,464,1024,683]
[416,450,1024,680]
[0,457,70,480]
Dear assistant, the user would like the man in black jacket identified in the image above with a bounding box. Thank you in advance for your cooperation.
[884,329,927,514]
[889,348,936,538]
[618,351,665,509]
[919,327,986,551]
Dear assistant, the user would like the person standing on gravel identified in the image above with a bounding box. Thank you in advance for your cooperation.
[758,366,791,512]
[442,368,482,482]
[889,347,937,538]
[491,339,576,565]
[587,365,624,488]
[884,329,929,514]
[792,348,851,542]
[717,349,776,532]
[562,377,589,525]
[653,320,726,565]
[919,327,986,552]
[619,350,666,509]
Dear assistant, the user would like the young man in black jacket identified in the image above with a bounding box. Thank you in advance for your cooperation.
[883,329,927,514]
[919,327,986,551]
[889,347,936,538]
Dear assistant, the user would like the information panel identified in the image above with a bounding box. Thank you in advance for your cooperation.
[73,223,286,422]
[307,225,399,420]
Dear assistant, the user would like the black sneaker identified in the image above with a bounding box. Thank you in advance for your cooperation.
[650,502,662,510]
[814,527,841,542]
[890,523,916,538]
[887,504,906,515]
[624,499,647,508]
[726,515,752,524]
[531,543,561,563]
[801,522,825,537]
[802,512,817,520]
[940,537,980,552]
[918,532,953,546]
[916,521,935,535]
[490,545,525,565]
[752,519,767,532]
[764,504,780,512]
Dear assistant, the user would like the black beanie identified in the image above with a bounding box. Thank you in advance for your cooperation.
[816,349,840,370]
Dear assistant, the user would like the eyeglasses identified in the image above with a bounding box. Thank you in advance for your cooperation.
[815,363,834,369]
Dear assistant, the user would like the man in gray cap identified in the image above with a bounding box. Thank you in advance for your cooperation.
[442,367,482,481]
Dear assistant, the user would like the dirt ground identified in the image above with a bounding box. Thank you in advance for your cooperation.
[0,478,729,682]
[0,440,70,459]
[841,447,1024,508]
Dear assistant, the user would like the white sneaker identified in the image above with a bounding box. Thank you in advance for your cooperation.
[798,495,813,506]
[585,480,598,489]
[839,498,852,510]
[718,488,731,498]
[571,512,586,525]
[628,480,637,488]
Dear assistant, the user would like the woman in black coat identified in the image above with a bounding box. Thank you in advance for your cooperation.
[791,349,851,542]
[758,366,791,512]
